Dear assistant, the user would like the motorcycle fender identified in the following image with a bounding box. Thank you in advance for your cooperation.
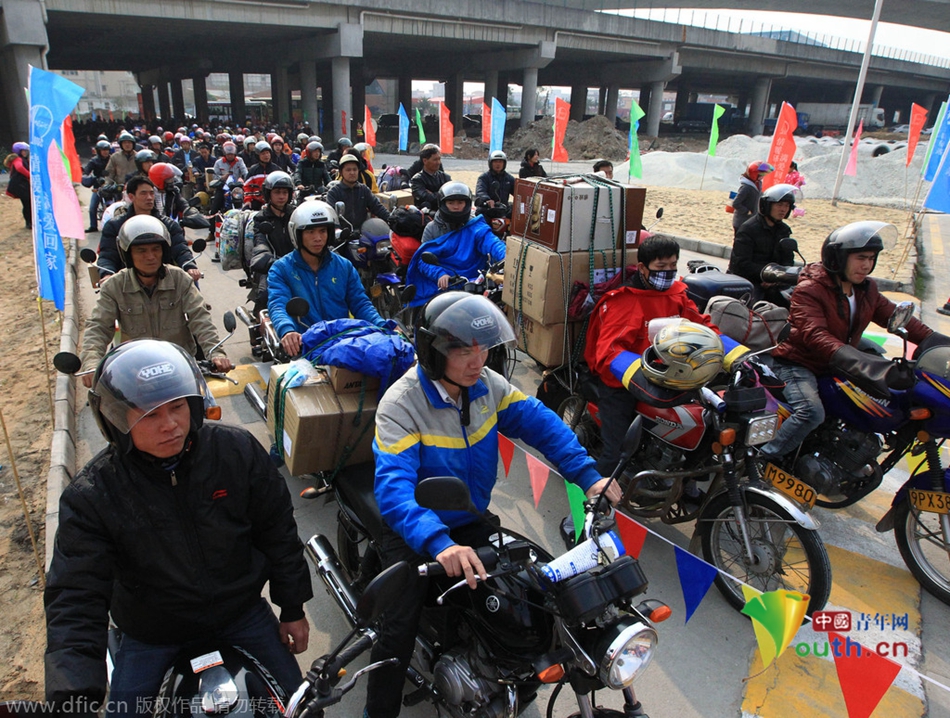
[878,470,950,533]
[377,272,401,286]
[743,484,820,530]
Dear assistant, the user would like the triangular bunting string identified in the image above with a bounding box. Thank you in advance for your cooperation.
[614,511,647,559]
[829,631,902,718]
[674,545,719,623]
[497,434,515,477]
[524,451,550,509]
[563,480,587,543]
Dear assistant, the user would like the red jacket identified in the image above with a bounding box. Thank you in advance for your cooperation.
[585,280,717,388]
[773,262,931,373]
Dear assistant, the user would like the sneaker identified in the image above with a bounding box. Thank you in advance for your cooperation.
[85,226,98,233]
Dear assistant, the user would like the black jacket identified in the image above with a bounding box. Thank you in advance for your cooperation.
[327,181,391,229]
[247,160,281,177]
[98,209,196,277]
[44,423,312,707]
[272,152,295,173]
[475,169,516,207]
[249,203,295,303]
[82,155,110,180]
[410,169,451,212]
[728,213,794,285]
[293,158,331,190]
[518,160,547,179]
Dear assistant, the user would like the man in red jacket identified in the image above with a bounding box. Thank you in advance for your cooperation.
[759,221,931,469]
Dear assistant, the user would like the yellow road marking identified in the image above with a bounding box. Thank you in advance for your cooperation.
[930,215,944,256]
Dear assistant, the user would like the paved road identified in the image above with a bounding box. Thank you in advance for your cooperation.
[71,184,950,717]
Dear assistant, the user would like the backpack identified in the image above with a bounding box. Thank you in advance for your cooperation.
[378,166,410,191]
[707,296,789,351]
[388,206,424,240]
[217,208,257,273]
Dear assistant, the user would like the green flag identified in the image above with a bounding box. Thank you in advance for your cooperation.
[415,107,427,144]
[921,101,947,176]
[628,101,647,180]
[708,104,726,156]
[564,480,587,543]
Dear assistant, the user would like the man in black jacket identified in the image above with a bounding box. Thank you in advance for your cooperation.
[293,141,331,195]
[249,171,296,312]
[327,153,390,229]
[410,145,451,212]
[82,140,113,233]
[45,340,313,717]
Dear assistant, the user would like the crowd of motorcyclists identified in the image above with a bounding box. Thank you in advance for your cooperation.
[37,117,949,717]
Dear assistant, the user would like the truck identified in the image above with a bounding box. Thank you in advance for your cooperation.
[793,103,886,133]
[674,103,742,133]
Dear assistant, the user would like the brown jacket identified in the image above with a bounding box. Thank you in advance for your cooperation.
[772,262,931,373]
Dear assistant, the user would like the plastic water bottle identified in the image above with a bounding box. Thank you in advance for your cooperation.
[540,531,626,583]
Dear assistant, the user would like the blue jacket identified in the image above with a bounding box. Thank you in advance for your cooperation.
[267,250,384,338]
[373,365,601,557]
[405,215,507,306]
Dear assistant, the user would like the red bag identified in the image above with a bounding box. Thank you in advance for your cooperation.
[390,233,421,268]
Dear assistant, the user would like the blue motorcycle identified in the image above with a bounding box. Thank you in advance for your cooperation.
[334,208,405,319]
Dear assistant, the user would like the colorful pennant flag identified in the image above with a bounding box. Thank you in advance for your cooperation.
[922,100,948,179]
[844,119,864,177]
[906,103,929,167]
[828,632,902,718]
[762,101,798,189]
[342,110,347,137]
[740,588,809,669]
[62,116,82,182]
[708,104,726,157]
[497,434,515,477]
[564,479,586,543]
[439,101,454,155]
[628,100,646,179]
[490,98,507,155]
[397,103,410,152]
[482,102,491,145]
[674,545,719,623]
[525,452,550,508]
[552,97,570,163]
[923,140,950,212]
[415,107,427,144]
[614,511,647,559]
[364,106,376,147]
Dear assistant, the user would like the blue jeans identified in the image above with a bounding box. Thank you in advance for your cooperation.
[759,360,825,459]
[89,191,102,228]
[107,599,303,718]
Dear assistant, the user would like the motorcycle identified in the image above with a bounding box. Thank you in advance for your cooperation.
[78,237,209,291]
[93,178,124,224]
[540,322,832,615]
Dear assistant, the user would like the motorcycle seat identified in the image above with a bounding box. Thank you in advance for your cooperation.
[334,461,386,540]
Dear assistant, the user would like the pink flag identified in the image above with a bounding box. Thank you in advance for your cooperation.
[844,119,864,177]
[47,141,85,240]
[906,103,928,167]
[497,434,515,477]
[439,101,454,155]
[525,452,549,508]
[482,102,491,145]
[615,511,647,558]
[552,97,570,163]
[364,106,376,147]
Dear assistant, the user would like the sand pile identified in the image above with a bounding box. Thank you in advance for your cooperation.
[505,115,630,161]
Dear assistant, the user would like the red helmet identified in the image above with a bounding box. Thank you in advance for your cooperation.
[163,131,174,142]
[148,163,183,191]
[745,161,774,183]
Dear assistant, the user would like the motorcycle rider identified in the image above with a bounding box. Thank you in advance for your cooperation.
[79,215,232,386]
[147,163,188,220]
[45,340,312,717]
[130,149,158,182]
[209,141,248,215]
[326,153,391,230]
[475,149,515,211]
[728,183,800,304]
[267,200,384,357]
[270,136,294,172]
[325,136,353,168]
[592,159,614,179]
[731,161,773,233]
[104,131,138,183]
[170,135,198,194]
[192,141,216,194]
[247,140,281,177]
[757,221,932,473]
[82,140,113,233]
[293,141,331,196]
[248,171,296,314]
[5,142,31,229]
[98,176,200,282]
[364,292,621,718]
[410,145,451,212]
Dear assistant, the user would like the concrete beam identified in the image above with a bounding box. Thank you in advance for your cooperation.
[472,41,556,73]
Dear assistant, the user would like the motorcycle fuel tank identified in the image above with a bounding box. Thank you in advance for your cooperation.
[818,375,908,434]
[637,402,706,450]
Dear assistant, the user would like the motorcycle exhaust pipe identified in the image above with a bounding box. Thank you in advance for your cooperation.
[306,534,361,627]
[243,383,266,419]
[235,305,257,328]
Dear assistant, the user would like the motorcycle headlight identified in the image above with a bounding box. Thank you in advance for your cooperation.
[745,414,778,446]
[594,619,658,689]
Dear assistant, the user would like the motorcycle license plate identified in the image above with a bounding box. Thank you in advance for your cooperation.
[909,489,950,514]
[763,463,817,508]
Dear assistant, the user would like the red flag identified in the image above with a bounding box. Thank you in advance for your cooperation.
[364,106,376,147]
[342,110,347,136]
[525,453,550,508]
[615,511,647,558]
[497,434,515,477]
[481,102,491,145]
[762,101,798,189]
[828,632,901,718]
[844,119,864,177]
[907,103,928,167]
[109,109,114,122]
[62,116,82,182]
[552,97,570,163]
[439,101,454,155]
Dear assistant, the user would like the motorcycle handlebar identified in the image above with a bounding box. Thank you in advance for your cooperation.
[326,633,374,675]
[418,546,500,577]
[760,263,801,285]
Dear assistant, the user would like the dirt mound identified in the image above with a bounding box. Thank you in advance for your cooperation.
[504,115,630,161]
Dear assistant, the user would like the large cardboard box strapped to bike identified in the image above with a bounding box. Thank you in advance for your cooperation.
[503,236,636,326]
[266,365,377,475]
[506,307,582,368]
[510,178,646,253]
[375,190,414,211]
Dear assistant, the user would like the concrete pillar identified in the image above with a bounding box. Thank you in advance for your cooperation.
[868,84,884,108]
[193,76,209,124]
[331,56,351,140]
[140,84,156,121]
[598,86,608,114]
[300,61,319,128]
[352,63,366,138]
[569,85,586,122]
[644,80,664,137]
[484,70,499,108]
[171,79,185,121]
[0,0,47,147]
[444,73,463,137]
[605,84,620,125]
[673,86,689,121]
[157,82,171,122]
[398,73,412,115]
[749,77,771,136]
[497,73,510,111]
[228,71,246,128]
[639,86,652,123]
[521,66,539,127]
[273,66,290,126]
[321,67,333,137]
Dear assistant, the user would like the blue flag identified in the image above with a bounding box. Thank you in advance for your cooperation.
[29,66,84,311]
[397,103,410,152]
[925,94,950,181]
[924,142,950,213]
[490,97,507,154]
[673,544,718,623]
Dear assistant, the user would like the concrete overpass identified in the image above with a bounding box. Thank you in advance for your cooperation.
[1,0,948,147]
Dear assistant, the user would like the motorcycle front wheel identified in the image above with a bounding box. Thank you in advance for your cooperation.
[699,491,831,616]
[894,498,950,606]
[556,394,602,460]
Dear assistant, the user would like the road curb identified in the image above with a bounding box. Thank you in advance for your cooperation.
[45,238,78,570]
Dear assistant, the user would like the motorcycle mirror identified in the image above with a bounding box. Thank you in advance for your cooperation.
[888,301,915,334]
[415,476,477,514]
[400,284,417,304]
[191,238,207,254]
[777,323,792,343]
[779,237,799,253]
[286,297,311,318]
[53,352,82,375]
[655,207,664,219]
[491,180,500,192]
[334,201,346,216]
[355,561,412,627]
[223,311,237,334]
[187,196,202,208]
[421,252,440,266]
[616,416,644,472]
[181,211,211,230]
[79,248,98,264]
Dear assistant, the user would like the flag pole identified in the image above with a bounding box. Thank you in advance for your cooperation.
[37,297,55,425]
[0,407,45,588]
[700,153,710,191]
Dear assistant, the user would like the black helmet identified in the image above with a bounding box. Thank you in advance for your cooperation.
[288,200,338,250]
[135,149,157,172]
[337,137,353,149]
[758,183,801,218]
[95,139,112,153]
[118,131,135,146]
[415,293,515,381]
[89,339,214,454]
[262,170,294,203]
[820,220,896,276]
[488,149,507,172]
[305,141,323,158]
[437,181,473,226]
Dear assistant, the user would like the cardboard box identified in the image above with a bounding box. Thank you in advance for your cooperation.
[503,236,636,325]
[510,178,646,252]
[267,365,377,475]
[507,307,582,368]
[327,365,380,395]
[375,189,414,211]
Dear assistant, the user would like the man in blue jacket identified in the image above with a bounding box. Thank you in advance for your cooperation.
[365,293,620,717]
[267,200,384,356]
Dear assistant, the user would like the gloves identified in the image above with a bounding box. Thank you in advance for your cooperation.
[831,345,915,400]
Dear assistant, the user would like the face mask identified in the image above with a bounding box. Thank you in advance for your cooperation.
[647,269,676,291]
